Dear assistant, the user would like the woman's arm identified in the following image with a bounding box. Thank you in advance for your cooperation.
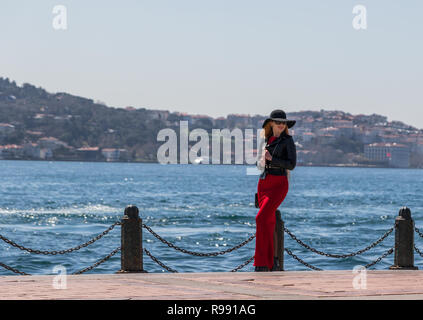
[270,137,297,170]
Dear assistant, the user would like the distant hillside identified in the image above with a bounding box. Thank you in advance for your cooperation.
[1,77,422,167]
[0,77,180,161]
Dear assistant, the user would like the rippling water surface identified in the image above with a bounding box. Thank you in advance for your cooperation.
[1,160,422,275]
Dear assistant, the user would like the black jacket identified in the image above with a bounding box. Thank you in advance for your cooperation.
[263,132,297,176]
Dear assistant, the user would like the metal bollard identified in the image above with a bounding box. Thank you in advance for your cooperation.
[275,210,284,271]
[389,207,418,270]
[118,205,146,273]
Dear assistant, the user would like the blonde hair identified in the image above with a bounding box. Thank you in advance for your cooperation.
[260,121,291,181]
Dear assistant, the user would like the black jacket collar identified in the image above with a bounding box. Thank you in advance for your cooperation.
[267,132,289,146]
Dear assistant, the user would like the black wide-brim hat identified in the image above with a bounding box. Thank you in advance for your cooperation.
[262,109,296,128]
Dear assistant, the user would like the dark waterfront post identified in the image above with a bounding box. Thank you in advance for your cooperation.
[118,205,145,273]
[389,207,418,270]
[275,210,284,271]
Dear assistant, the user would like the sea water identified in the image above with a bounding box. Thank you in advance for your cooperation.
[0,160,422,275]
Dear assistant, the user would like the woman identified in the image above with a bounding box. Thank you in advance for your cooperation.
[254,109,297,272]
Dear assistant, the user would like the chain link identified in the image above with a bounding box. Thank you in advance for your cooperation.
[285,246,394,271]
[230,256,254,272]
[415,226,423,239]
[0,261,30,275]
[144,248,178,273]
[364,247,394,269]
[72,246,121,275]
[283,225,394,259]
[0,221,121,255]
[284,248,323,271]
[143,223,255,257]
[414,245,423,258]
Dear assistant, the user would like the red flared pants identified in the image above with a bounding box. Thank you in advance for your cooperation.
[254,174,289,270]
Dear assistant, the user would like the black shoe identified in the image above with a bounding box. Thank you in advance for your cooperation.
[255,266,269,272]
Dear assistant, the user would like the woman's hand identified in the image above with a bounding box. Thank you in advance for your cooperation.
[265,149,272,161]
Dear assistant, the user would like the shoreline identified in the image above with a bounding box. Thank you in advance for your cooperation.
[0,158,420,169]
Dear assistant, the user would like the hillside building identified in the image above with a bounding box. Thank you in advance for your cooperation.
[364,143,410,168]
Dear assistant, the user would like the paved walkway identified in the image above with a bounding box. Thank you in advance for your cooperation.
[1,270,423,300]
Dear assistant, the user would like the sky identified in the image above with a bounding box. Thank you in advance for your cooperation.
[1,1,422,128]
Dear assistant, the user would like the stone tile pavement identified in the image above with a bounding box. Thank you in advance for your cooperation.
[1,270,423,300]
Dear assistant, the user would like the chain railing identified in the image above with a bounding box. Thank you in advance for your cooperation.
[413,226,423,259]
[285,248,322,271]
[282,207,423,271]
[144,246,255,273]
[73,247,121,275]
[364,247,394,269]
[1,205,422,275]
[144,248,178,273]
[0,221,122,275]
[281,224,395,270]
[142,223,256,272]
[0,221,121,255]
[0,261,30,276]
[284,226,394,259]
[141,220,398,272]
[142,223,255,257]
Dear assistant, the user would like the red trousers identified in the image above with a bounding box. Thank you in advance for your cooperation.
[254,174,289,270]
